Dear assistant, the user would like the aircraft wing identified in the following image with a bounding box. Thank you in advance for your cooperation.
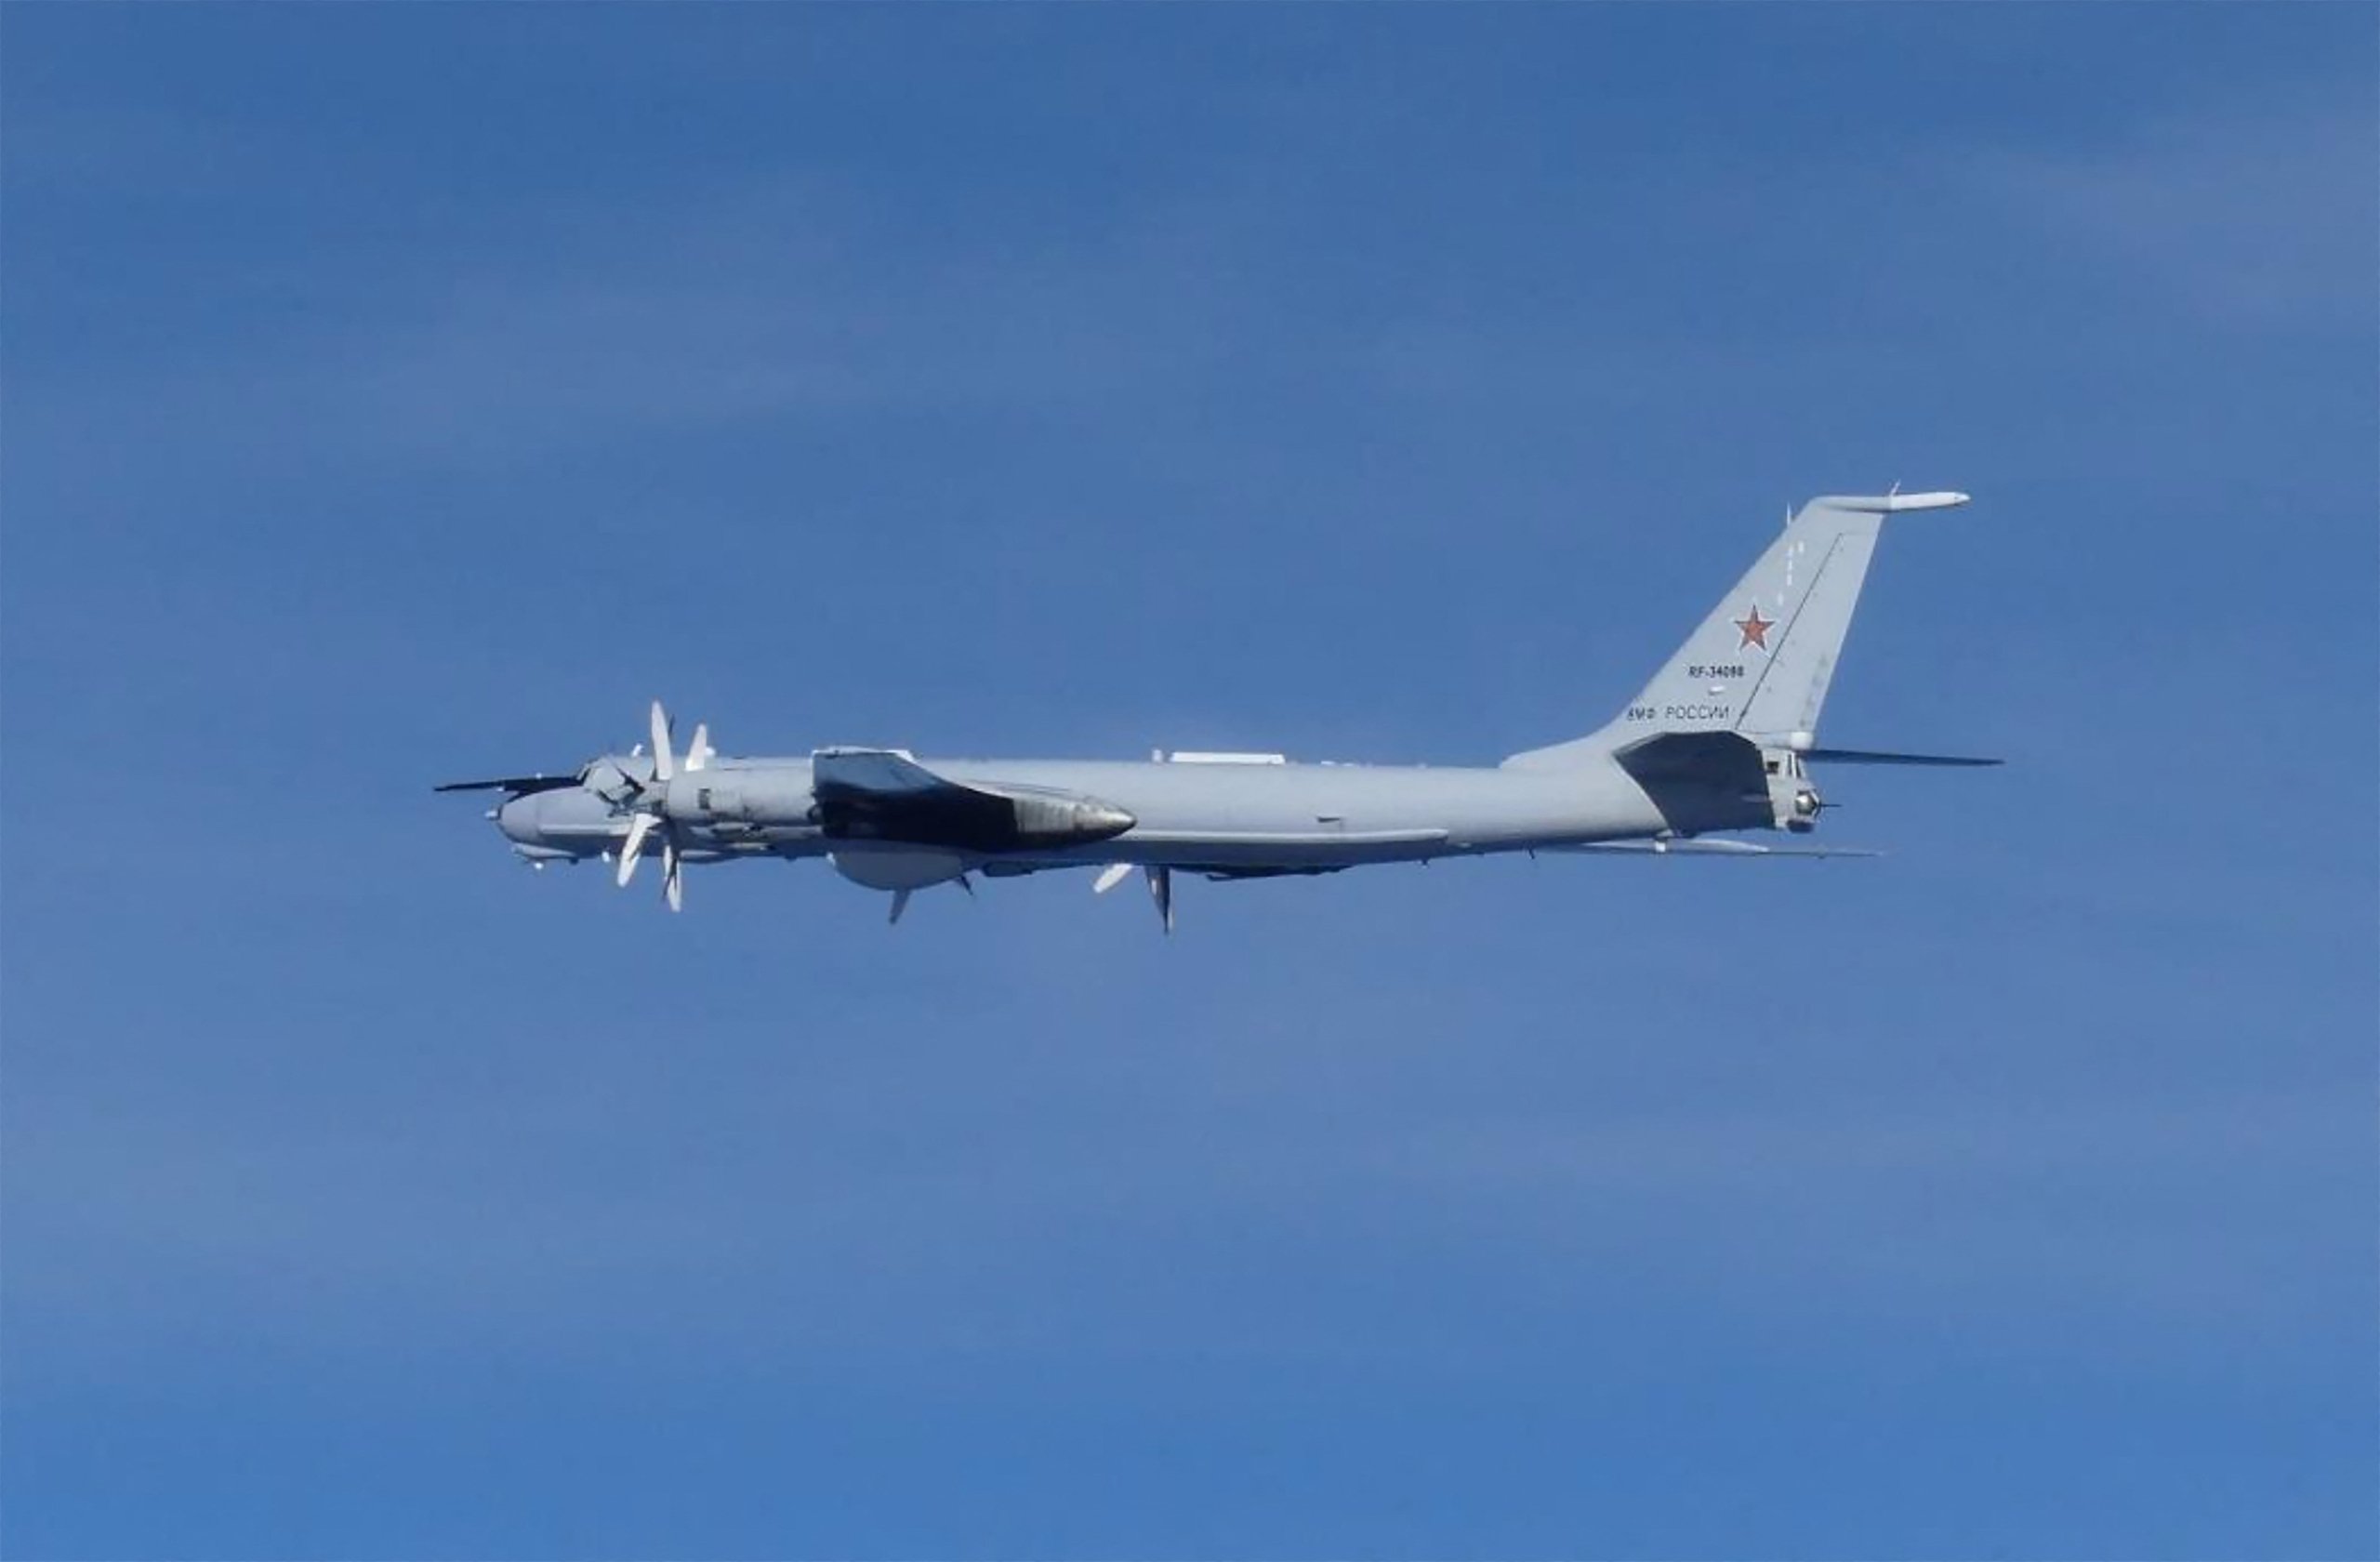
[811,747,959,802]
[1119,828,1452,849]
[1550,838,1880,858]
[433,774,583,796]
[810,748,1134,851]
[811,748,1012,842]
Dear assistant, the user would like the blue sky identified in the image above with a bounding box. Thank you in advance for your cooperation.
[3,7,2373,1557]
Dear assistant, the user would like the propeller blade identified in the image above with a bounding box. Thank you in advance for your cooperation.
[649,700,675,782]
[684,723,711,774]
[1092,862,1133,894]
[662,834,683,912]
[888,889,912,926]
[1147,865,1173,934]
[617,813,654,887]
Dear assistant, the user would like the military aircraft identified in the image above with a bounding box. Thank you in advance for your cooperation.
[441,489,1998,928]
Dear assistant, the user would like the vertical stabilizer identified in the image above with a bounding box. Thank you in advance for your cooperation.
[1505,491,1966,770]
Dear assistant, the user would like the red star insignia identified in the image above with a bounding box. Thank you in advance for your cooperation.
[1733,604,1775,652]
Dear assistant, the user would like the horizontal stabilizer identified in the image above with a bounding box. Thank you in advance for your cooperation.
[1551,838,1881,859]
[1801,748,2002,767]
[1810,491,1970,513]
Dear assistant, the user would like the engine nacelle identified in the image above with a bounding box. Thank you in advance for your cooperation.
[986,786,1136,846]
[665,771,816,827]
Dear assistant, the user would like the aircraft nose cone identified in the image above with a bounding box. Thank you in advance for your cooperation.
[496,793,546,845]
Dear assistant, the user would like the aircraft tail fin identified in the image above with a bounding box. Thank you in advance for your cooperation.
[1505,490,1967,770]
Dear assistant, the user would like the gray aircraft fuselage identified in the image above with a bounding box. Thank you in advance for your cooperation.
[451,490,1995,922]
[501,751,1691,874]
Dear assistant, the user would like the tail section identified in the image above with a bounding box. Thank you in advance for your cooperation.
[1506,489,1967,770]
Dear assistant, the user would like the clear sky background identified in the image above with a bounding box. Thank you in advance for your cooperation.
[3,7,2373,1558]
